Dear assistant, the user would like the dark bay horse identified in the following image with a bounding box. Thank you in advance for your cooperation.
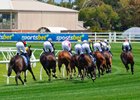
[120,51,134,74]
[78,54,96,81]
[8,46,36,85]
[58,50,72,79]
[70,54,79,77]
[93,51,106,77]
[103,51,112,73]
[40,52,57,81]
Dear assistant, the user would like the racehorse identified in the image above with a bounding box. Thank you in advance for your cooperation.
[40,52,57,81]
[58,50,72,79]
[93,51,106,77]
[78,54,96,81]
[120,51,134,74]
[8,45,36,85]
[103,51,112,73]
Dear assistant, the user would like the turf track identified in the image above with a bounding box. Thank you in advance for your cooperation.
[0,42,140,100]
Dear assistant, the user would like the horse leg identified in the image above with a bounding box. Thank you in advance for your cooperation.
[43,67,51,81]
[68,64,72,79]
[131,62,134,75]
[28,65,36,81]
[125,64,129,72]
[48,69,51,81]
[97,64,101,77]
[15,72,24,85]
[108,64,112,73]
[65,63,70,79]
[78,67,83,80]
[52,66,57,78]
[24,71,27,82]
[58,62,62,78]
[89,66,96,81]
[101,64,106,75]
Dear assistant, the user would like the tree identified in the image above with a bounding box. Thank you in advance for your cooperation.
[79,4,119,31]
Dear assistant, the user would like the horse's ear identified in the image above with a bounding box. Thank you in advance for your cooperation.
[28,45,31,48]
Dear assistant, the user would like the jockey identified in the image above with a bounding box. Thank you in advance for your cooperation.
[104,39,113,55]
[93,40,102,53]
[48,38,55,51]
[88,39,93,52]
[74,40,83,55]
[43,38,55,54]
[16,41,30,64]
[62,37,72,55]
[82,40,95,63]
[122,38,132,52]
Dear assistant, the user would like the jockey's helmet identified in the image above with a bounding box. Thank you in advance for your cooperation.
[22,41,26,46]
[104,39,107,42]
[77,40,81,43]
[83,40,87,43]
[48,38,52,42]
[88,39,92,42]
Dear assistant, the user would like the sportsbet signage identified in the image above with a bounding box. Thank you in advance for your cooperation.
[0,33,88,42]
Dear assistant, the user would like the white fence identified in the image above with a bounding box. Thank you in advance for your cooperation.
[88,32,140,43]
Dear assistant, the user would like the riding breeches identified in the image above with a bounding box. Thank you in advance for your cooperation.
[16,42,27,54]
[93,43,102,52]
[74,44,83,54]
[62,41,71,51]
[82,43,91,54]
[43,41,54,52]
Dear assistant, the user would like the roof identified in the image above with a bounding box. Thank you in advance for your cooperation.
[122,27,140,35]
[0,0,78,12]
[47,27,68,33]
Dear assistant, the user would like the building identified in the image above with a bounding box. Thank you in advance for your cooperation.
[0,0,85,32]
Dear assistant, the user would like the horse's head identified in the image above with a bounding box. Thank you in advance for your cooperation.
[26,45,32,58]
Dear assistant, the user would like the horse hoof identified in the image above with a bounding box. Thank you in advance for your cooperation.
[33,78,37,81]
[92,77,96,81]
[24,79,27,82]
[53,75,57,78]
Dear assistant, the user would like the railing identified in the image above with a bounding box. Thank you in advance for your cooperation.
[88,32,140,43]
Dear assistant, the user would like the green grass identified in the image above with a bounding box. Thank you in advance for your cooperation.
[0,42,140,100]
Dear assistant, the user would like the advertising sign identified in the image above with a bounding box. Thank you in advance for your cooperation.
[0,33,89,42]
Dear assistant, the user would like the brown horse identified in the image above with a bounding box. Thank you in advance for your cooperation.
[120,51,134,74]
[40,52,57,81]
[93,51,106,77]
[78,54,96,81]
[103,51,112,73]
[70,54,79,77]
[8,46,36,85]
[58,50,72,79]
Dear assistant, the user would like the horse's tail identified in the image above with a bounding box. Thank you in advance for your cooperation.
[8,57,15,76]
[8,64,13,76]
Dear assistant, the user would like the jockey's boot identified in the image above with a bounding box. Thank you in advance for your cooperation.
[43,48,45,52]
[69,50,72,56]
[109,51,113,56]
[24,53,30,65]
[89,52,96,64]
